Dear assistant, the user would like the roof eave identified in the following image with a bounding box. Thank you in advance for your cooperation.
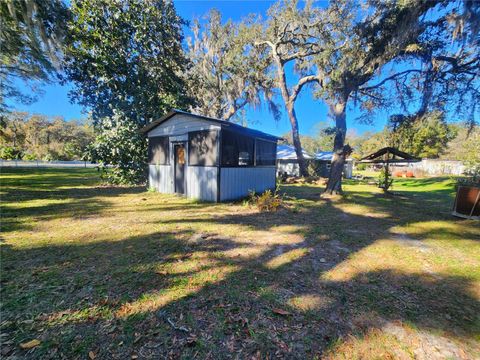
[140,109,282,141]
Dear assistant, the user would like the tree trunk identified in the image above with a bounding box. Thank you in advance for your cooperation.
[286,103,308,177]
[271,55,308,177]
[325,101,350,194]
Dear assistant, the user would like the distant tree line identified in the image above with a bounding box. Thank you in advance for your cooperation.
[282,116,478,165]
[0,112,93,161]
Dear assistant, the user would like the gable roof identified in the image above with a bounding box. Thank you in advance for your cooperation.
[140,109,282,142]
[315,151,334,161]
[359,147,420,163]
[277,144,314,160]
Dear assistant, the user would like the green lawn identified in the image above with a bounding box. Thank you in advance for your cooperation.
[1,168,479,359]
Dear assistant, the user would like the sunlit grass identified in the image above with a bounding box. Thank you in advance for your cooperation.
[1,168,479,358]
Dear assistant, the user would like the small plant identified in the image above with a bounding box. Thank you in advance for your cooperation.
[355,162,367,171]
[248,189,283,212]
[378,166,393,192]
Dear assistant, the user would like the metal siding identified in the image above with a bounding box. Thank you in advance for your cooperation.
[149,164,173,193]
[147,114,220,137]
[219,167,276,201]
[186,166,218,202]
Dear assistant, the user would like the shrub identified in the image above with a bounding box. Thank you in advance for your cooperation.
[248,189,283,212]
[0,146,22,160]
[22,153,37,161]
[378,167,393,191]
[88,111,148,185]
[355,163,367,171]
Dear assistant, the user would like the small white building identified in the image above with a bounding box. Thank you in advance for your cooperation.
[276,144,314,177]
[141,110,281,202]
[276,145,353,178]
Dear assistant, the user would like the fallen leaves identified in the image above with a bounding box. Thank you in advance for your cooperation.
[20,339,41,349]
[88,350,96,359]
[272,308,291,316]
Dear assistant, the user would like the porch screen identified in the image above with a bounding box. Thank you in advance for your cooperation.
[148,136,169,165]
[255,140,277,166]
[221,130,254,166]
[188,130,218,166]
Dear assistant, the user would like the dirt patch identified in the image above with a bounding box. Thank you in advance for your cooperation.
[383,321,476,360]
[391,231,430,252]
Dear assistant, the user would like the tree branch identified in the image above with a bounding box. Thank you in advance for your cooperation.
[359,69,423,91]
[289,75,320,103]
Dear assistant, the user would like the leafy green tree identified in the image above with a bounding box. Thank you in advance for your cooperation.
[443,124,480,176]
[63,0,192,184]
[89,110,147,185]
[0,0,69,112]
[0,146,22,160]
[281,121,335,155]
[389,111,453,158]
[350,131,388,160]
[280,132,317,155]
[187,10,278,122]
[313,122,336,152]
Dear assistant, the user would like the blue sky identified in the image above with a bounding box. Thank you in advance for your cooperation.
[9,0,385,139]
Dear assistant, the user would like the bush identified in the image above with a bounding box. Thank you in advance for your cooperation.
[248,189,283,212]
[0,146,22,160]
[355,163,367,171]
[22,153,37,161]
[88,110,148,185]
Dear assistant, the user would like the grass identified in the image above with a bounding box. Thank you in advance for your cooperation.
[1,167,479,359]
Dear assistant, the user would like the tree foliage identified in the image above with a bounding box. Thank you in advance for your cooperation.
[388,111,453,159]
[281,121,335,154]
[304,0,479,193]
[0,0,69,112]
[89,110,147,185]
[63,0,192,184]
[186,10,278,122]
[63,0,190,125]
[443,124,480,176]
[0,112,93,160]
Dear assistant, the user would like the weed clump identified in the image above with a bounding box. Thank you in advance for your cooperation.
[248,189,283,212]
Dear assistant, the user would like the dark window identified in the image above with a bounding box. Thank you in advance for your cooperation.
[221,130,254,166]
[255,140,277,166]
[148,136,169,165]
[188,130,218,166]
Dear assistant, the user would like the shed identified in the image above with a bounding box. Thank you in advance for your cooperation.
[314,151,353,179]
[140,110,281,202]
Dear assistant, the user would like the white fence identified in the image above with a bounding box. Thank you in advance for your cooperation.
[390,159,466,176]
[0,159,98,168]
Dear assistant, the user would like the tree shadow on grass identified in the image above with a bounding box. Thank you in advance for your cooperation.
[2,169,478,358]
[1,186,147,233]
[2,187,479,359]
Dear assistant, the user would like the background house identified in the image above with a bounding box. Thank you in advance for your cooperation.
[276,145,353,178]
[142,110,280,202]
[276,144,314,177]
